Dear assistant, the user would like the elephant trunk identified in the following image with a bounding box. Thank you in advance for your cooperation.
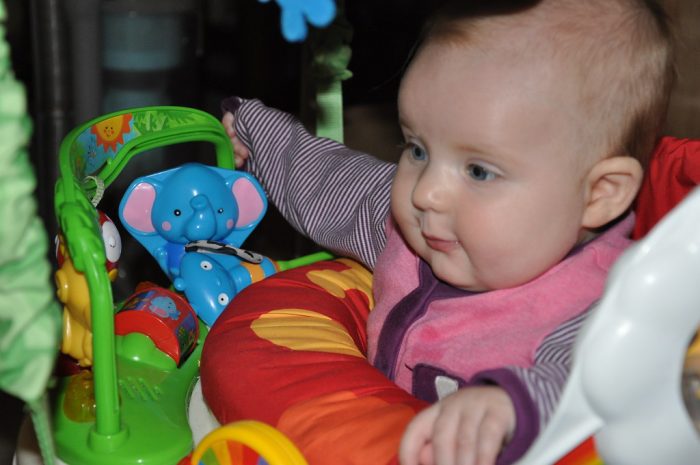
[187,195,216,240]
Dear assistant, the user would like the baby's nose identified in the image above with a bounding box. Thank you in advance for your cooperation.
[412,169,450,212]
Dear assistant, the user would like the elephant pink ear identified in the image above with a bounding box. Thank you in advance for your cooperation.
[232,178,264,228]
[122,182,156,233]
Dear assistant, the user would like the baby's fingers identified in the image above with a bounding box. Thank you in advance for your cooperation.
[454,401,512,465]
[232,141,250,168]
[453,415,479,465]
[473,416,509,465]
[222,112,236,138]
[221,111,250,168]
[400,406,440,465]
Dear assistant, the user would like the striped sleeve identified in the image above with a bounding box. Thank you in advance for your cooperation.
[509,306,594,427]
[231,97,396,269]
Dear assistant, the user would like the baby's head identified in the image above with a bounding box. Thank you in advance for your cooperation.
[391,0,674,291]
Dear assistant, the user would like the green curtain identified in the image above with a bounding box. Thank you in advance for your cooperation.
[0,1,61,463]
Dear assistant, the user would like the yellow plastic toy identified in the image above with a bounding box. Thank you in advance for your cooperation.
[187,421,309,465]
[54,211,121,367]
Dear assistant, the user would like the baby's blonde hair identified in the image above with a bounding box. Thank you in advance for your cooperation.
[418,0,675,169]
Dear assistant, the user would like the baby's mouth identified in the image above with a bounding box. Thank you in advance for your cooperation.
[423,234,459,253]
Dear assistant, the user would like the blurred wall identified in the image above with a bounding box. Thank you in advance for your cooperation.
[664,0,700,139]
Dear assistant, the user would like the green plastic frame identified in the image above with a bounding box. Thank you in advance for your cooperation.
[53,106,233,464]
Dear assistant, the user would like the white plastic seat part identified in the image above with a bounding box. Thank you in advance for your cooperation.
[516,187,700,465]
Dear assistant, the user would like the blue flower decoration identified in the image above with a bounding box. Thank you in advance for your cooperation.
[259,0,336,42]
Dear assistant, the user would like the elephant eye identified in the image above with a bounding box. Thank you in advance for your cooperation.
[218,293,230,305]
[174,209,181,216]
[200,260,213,270]
[217,208,224,214]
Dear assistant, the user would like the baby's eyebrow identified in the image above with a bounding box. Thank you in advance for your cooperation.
[455,144,489,156]
[455,141,515,159]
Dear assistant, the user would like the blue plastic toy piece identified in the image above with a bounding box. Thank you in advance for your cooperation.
[119,162,274,325]
[259,0,336,42]
[173,251,277,326]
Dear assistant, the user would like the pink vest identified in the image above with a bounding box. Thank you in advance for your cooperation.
[367,215,634,391]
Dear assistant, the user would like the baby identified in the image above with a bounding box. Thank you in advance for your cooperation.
[221,0,674,463]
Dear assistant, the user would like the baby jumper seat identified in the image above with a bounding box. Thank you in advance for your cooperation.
[48,100,700,465]
[52,106,237,465]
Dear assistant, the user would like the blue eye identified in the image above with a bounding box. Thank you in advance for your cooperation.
[467,164,496,181]
[405,143,427,161]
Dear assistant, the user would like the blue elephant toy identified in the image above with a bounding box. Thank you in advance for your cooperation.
[119,162,276,325]
[172,251,277,326]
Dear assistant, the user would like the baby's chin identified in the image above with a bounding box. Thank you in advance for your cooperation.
[407,234,506,292]
[445,278,491,293]
[427,255,534,292]
[425,259,491,293]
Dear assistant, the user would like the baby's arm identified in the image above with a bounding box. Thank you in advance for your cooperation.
[221,97,397,268]
[399,309,589,465]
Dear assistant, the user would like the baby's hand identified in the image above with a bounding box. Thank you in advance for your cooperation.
[399,386,516,465]
[222,111,250,168]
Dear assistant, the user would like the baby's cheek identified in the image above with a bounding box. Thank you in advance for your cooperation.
[226,219,234,229]
[161,221,171,231]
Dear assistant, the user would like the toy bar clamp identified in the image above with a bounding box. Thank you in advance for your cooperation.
[185,240,264,264]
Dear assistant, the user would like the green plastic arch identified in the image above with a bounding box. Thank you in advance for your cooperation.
[53,106,233,447]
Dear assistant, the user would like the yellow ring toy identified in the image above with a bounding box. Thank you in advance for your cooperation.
[191,420,308,465]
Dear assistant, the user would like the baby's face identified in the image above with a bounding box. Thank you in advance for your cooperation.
[392,41,592,291]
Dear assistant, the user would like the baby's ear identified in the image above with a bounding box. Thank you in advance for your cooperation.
[581,156,643,229]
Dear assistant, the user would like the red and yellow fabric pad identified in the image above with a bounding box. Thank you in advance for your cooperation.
[201,258,427,465]
[555,438,604,465]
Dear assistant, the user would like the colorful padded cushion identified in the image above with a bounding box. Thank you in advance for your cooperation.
[201,259,426,465]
